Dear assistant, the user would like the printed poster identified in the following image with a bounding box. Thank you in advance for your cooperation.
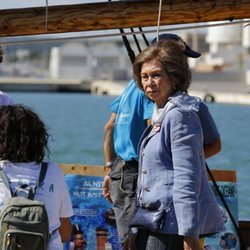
[64,175,122,250]
[204,180,239,250]
[63,173,239,250]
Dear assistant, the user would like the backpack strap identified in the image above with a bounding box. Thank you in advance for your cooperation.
[38,162,48,187]
[27,162,48,200]
[0,167,13,196]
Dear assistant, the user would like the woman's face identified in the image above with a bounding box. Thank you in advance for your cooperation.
[140,59,174,107]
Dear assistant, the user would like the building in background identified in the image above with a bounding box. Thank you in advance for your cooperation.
[2,24,250,87]
[49,42,91,79]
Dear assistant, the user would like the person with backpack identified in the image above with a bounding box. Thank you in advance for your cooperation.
[0,104,73,250]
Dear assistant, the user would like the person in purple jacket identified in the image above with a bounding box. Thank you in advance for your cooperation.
[132,39,225,249]
[0,90,14,106]
[0,46,14,106]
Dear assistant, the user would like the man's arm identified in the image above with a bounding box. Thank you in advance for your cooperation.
[104,112,116,164]
[59,217,72,243]
[102,112,117,202]
[198,102,221,159]
[204,138,221,159]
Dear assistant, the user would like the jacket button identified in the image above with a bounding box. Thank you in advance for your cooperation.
[143,170,147,174]
[144,187,150,192]
[141,151,145,156]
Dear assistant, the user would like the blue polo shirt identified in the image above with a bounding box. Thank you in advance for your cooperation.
[110,79,154,161]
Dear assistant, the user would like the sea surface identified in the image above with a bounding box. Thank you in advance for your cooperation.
[9,92,250,220]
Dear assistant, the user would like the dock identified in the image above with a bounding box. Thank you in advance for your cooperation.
[91,79,250,105]
[1,76,250,105]
[0,77,91,93]
[189,80,250,105]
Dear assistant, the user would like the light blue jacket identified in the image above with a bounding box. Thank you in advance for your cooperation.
[137,92,225,238]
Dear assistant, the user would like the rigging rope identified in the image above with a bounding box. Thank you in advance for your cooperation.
[107,0,136,64]
[139,27,149,47]
[119,28,135,64]
[45,0,49,31]
[130,28,142,53]
[156,0,163,42]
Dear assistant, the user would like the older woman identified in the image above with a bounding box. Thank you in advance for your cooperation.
[132,40,225,250]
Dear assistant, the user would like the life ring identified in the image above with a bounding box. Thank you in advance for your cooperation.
[203,93,215,103]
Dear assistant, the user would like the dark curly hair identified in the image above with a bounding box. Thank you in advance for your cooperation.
[133,40,191,92]
[0,105,49,162]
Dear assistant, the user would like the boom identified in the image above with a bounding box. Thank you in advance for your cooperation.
[0,0,250,37]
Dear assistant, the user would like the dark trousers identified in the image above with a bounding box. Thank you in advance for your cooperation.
[136,229,183,250]
[109,157,138,249]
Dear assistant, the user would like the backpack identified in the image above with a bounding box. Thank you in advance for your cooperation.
[0,162,49,250]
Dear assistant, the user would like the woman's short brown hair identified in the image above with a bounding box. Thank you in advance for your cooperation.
[133,40,191,92]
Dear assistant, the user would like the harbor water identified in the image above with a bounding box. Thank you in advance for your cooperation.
[10,92,250,220]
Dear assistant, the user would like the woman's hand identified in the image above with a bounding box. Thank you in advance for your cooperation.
[183,236,201,250]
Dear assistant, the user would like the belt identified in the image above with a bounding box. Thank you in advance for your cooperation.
[125,160,138,167]
[124,160,138,171]
[116,156,138,169]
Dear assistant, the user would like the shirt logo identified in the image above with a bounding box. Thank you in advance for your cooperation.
[49,184,54,192]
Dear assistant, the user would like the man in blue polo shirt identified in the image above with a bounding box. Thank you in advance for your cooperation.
[102,78,153,249]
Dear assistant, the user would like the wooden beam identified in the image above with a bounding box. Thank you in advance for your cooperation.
[59,163,106,176]
[0,0,250,37]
